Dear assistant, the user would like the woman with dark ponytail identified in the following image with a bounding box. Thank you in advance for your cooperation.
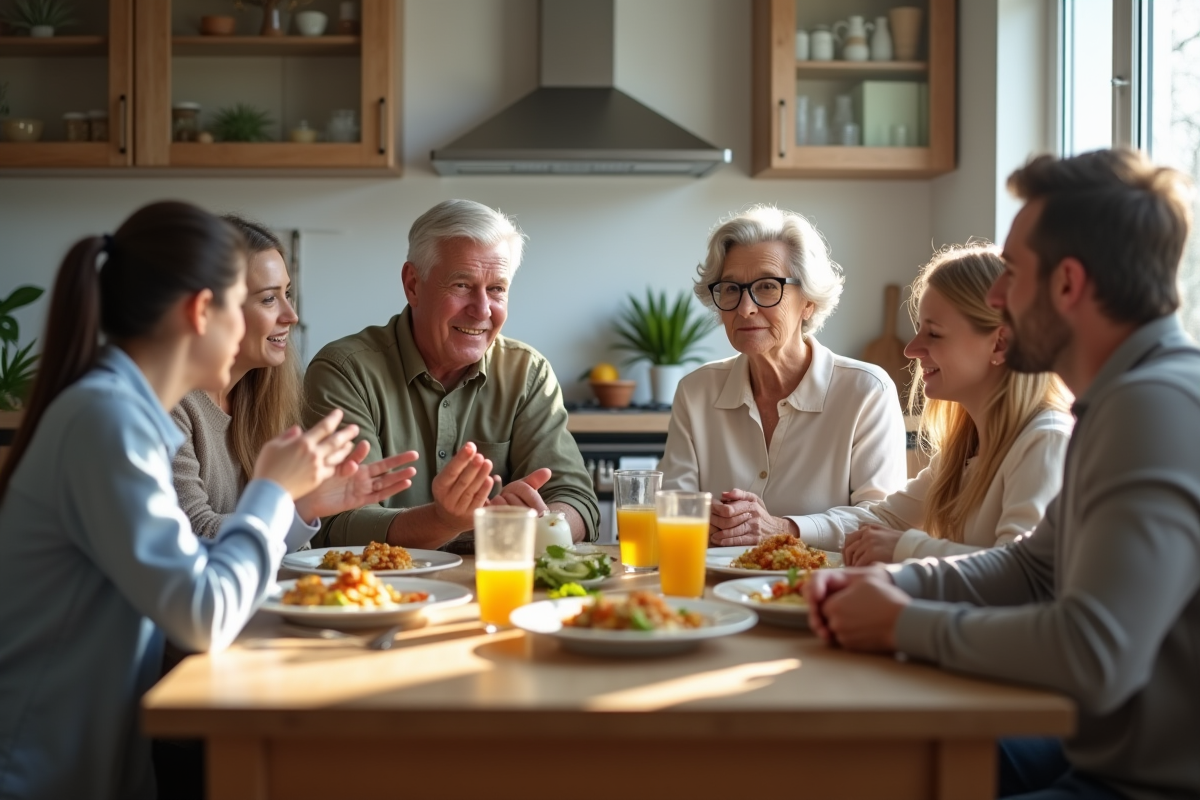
[0,201,360,800]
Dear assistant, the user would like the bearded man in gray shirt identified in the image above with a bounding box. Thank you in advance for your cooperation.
[804,148,1200,800]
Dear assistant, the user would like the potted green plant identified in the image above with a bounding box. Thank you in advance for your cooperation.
[3,0,78,37]
[211,103,274,142]
[612,288,716,405]
[0,284,44,413]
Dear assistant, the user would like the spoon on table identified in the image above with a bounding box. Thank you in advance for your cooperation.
[280,624,404,650]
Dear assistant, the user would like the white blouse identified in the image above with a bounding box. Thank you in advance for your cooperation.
[795,408,1073,558]
[659,337,908,517]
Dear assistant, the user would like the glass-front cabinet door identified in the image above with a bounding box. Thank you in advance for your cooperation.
[0,0,133,168]
[752,0,955,178]
[135,0,396,170]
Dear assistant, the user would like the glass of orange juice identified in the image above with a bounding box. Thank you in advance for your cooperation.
[474,506,536,632]
[655,490,712,598]
[614,470,662,573]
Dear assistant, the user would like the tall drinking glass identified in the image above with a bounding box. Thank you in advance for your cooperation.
[614,470,661,572]
[474,507,536,632]
[655,490,711,598]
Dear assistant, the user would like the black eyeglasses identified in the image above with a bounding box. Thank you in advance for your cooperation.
[708,277,802,311]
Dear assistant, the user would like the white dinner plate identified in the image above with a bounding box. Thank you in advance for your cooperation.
[704,545,843,577]
[281,546,463,577]
[712,577,811,629]
[510,594,757,657]
[260,577,472,630]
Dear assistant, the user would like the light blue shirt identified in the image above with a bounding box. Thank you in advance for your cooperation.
[0,347,294,800]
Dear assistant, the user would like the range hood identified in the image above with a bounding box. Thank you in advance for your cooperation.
[431,0,732,177]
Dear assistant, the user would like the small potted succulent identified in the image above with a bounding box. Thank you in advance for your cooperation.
[612,289,716,405]
[3,0,78,37]
[0,284,45,413]
[211,103,274,142]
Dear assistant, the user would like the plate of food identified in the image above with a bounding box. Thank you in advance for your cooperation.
[534,544,615,589]
[712,569,813,629]
[510,590,757,657]
[705,534,842,577]
[261,567,473,630]
[281,541,463,577]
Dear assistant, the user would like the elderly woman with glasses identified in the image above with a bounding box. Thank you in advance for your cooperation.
[659,205,907,547]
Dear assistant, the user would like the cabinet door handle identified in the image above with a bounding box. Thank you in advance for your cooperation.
[378,97,386,155]
[119,94,127,155]
[778,99,787,159]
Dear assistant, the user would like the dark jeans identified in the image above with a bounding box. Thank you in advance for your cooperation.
[998,738,1129,800]
[152,738,205,800]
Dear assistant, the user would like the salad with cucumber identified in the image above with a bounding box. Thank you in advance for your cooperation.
[534,545,612,589]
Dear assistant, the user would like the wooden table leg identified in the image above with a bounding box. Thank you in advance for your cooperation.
[207,737,267,800]
[936,740,997,800]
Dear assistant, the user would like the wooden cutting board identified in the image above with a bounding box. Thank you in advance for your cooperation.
[861,284,912,406]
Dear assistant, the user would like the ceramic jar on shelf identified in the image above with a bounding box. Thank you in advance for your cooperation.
[810,24,834,61]
[833,16,871,62]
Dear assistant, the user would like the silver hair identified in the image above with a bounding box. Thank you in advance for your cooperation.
[406,199,527,279]
[693,205,844,334]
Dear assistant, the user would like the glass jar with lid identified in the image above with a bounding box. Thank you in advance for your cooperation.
[87,109,108,142]
[63,112,89,142]
[172,102,201,142]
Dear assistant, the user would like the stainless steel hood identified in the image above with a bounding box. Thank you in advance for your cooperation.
[430,0,732,177]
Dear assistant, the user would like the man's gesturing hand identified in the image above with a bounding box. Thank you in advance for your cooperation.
[430,442,496,532]
[487,468,552,513]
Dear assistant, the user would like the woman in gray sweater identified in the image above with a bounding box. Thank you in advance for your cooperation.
[171,216,420,549]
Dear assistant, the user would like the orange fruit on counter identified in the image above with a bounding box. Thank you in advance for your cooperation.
[589,363,619,382]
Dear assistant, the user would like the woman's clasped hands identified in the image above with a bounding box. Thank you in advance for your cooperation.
[709,488,797,546]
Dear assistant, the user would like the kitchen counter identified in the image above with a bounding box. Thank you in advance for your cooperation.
[143,552,1074,800]
[567,410,671,434]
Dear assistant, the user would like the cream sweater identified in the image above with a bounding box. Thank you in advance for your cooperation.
[796,408,1073,559]
[171,390,316,552]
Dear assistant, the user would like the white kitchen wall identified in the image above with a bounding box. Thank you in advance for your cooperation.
[0,0,1000,404]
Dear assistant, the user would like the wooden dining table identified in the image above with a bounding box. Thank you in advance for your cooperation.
[142,547,1075,800]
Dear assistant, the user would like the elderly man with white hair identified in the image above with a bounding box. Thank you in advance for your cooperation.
[304,199,599,551]
[659,205,906,547]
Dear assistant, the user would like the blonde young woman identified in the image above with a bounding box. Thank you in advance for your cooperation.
[172,216,419,551]
[795,245,1073,565]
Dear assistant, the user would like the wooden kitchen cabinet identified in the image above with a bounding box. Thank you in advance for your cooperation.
[0,0,397,173]
[752,0,955,179]
[0,0,133,167]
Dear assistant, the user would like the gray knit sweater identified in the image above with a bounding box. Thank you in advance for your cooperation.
[171,390,317,550]
[890,315,1200,800]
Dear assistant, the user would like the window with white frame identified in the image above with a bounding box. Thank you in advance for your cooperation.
[1060,0,1200,341]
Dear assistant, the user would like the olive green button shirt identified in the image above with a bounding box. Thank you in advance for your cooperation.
[303,307,599,547]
